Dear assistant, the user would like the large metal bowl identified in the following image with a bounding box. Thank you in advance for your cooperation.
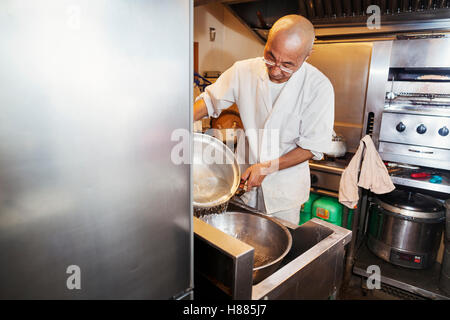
[193,133,240,214]
[200,211,293,284]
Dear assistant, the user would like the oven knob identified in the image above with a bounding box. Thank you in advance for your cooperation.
[438,126,449,136]
[416,124,427,134]
[396,122,406,132]
[311,174,318,184]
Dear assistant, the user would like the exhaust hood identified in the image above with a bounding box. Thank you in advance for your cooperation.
[195,0,450,41]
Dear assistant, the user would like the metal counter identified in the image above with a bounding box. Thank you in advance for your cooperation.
[194,200,352,300]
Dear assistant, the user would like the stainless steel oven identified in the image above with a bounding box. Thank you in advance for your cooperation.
[363,36,450,195]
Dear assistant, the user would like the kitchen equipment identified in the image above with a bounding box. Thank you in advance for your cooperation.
[325,131,347,158]
[440,199,450,295]
[309,154,350,194]
[225,0,450,44]
[367,190,445,269]
[199,211,292,284]
[194,202,352,300]
[193,133,241,217]
[353,38,450,298]
[363,38,450,195]
[376,40,450,172]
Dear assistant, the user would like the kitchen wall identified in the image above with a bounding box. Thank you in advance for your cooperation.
[194,3,264,76]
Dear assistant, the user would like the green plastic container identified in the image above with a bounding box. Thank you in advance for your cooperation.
[312,196,343,226]
[299,193,321,225]
[311,196,354,230]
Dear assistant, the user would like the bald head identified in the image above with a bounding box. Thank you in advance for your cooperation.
[263,15,315,83]
[268,15,315,53]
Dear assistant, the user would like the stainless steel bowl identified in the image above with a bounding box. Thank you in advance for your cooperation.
[193,133,240,214]
[200,211,293,284]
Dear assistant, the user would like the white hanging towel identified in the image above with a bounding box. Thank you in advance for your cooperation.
[339,135,395,209]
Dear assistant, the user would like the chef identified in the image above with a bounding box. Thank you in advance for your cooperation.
[193,14,334,225]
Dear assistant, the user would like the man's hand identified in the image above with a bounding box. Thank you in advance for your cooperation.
[241,161,276,191]
[240,147,315,191]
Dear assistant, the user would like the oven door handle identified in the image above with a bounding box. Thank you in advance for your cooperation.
[408,148,434,154]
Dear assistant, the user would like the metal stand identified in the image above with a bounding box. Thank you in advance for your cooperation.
[353,242,450,300]
[341,141,367,293]
[342,189,363,291]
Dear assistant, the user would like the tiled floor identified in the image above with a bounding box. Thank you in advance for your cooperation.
[340,275,405,300]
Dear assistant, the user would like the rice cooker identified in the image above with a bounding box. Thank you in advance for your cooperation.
[367,190,445,269]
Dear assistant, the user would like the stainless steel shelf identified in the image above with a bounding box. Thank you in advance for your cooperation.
[389,166,450,194]
[353,242,450,300]
[391,175,450,194]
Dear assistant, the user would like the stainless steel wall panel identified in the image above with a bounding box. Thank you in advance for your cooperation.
[362,40,393,148]
[308,42,373,153]
[379,141,450,170]
[0,0,192,299]
[390,38,450,68]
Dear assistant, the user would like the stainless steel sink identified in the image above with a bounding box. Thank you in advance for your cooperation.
[194,199,352,300]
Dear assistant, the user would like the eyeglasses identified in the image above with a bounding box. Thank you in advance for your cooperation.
[262,57,295,74]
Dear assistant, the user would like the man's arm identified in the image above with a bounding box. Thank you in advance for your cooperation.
[193,62,240,122]
[193,98,208,122]
[241,147,314,190]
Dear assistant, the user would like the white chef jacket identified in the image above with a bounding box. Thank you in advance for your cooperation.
[198,57,334,214]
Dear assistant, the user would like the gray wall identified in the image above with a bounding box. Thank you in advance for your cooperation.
[0,0,192,299]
